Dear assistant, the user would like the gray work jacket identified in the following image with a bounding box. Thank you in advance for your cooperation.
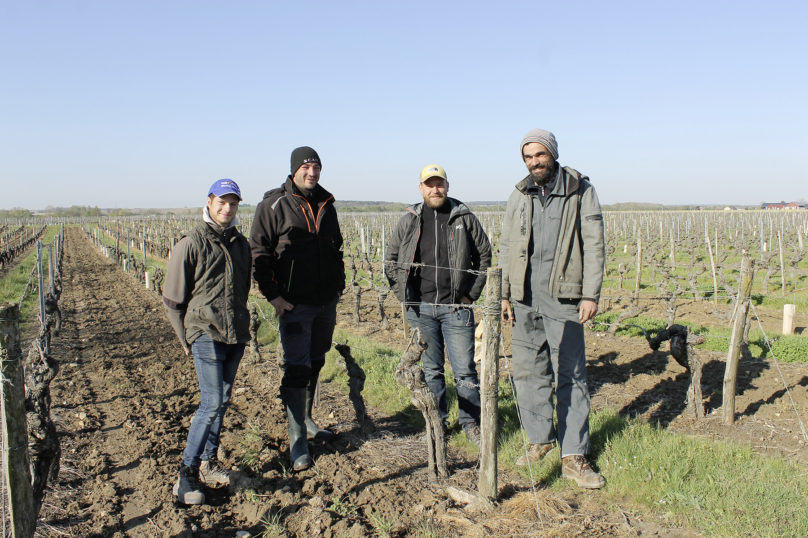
[163,221,252,346]
[385,198,492,305]
[499,166,605,303]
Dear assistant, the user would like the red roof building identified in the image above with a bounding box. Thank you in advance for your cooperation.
[762,202,804,210]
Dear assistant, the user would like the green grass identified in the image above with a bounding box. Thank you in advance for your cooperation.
[321,328,424,424]
[591,311,808,364]
[0,226,58,323]
[596,410,808,538]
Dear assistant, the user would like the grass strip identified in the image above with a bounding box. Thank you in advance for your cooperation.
[591,311,808,364]
[0,226,58,323]
[596,409,808,538]
[89,223,167,284]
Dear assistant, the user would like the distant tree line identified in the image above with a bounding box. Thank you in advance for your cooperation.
[334,201,408,212]
[43,205,102,217]
[0,207,32,218]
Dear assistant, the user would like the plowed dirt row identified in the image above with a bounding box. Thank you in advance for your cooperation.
[38,228,701,538]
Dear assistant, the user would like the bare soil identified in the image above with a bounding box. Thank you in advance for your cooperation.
[35,228,806,537]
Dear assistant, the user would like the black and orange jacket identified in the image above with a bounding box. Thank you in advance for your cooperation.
[249,177,345,305]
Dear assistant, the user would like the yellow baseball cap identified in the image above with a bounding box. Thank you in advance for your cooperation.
[419,164,447,183]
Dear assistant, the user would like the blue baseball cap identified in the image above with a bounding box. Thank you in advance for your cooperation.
[208,179,242,201]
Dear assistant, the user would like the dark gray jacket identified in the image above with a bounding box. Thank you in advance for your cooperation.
[163,221,252,346]
[500,166,605,302]
[385,198,492,305]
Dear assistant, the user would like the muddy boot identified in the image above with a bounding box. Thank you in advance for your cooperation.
[561,455,605,489]
[173,465,205,505]
[305,387,335,441]
[515,441,557,467]
[199,457,230,486]
[281,387,312,471]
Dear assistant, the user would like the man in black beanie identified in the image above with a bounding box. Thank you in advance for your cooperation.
[250,147,345,471]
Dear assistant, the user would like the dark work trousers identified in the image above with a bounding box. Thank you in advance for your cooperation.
[183,335,246,468]
[278,295,339,388]
[406,302,481,428]
[511,302,590,456]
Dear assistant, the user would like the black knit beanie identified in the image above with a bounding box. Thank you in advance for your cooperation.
[290,146,322,176]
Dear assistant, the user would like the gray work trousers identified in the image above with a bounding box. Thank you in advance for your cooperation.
[511,302,590,456]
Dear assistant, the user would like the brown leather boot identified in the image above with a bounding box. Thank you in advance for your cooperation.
[561,455,605,489]
[515,441,556,467]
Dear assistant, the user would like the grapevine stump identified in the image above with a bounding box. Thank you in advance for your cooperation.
[395,329,447,481]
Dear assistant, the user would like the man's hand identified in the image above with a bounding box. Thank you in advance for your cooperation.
[270,296,294,318]
[501,300,513,326]
[579,300,598,323]
[181,343,190,356]
[460,296,473,305]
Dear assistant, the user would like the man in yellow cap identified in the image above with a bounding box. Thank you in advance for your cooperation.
[385,165,491,446]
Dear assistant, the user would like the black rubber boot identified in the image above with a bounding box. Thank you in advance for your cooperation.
[281,387,312,471]
[173,465,205,505]
[305,388,335,441]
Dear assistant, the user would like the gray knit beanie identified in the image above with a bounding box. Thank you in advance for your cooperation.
[520,129,558,161]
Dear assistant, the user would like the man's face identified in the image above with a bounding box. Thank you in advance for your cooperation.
[293,162,321,194]
[419,177,449,209]
[207,193,240,227]
[523,142,556,185]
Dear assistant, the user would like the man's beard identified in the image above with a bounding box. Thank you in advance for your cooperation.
[529,163,556,186]
[423,193,447,209]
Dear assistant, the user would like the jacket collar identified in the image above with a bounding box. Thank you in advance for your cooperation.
[516,165,585,197]
[282,176,334,206]
[407,197,470,221]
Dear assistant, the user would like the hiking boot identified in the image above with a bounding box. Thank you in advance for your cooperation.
[561,455,605,489]
[515,442,556,467]
[173,465,205,505]
[463,423,481,448]
[199,458,230,486]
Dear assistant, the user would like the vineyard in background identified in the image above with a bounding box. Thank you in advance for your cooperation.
[5,209,805,348]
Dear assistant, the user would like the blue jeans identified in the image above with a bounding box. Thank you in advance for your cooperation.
[182,335,245,468]
[406,303,481,427]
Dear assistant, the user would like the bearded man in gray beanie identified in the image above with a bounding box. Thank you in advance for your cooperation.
[499,129,606,488]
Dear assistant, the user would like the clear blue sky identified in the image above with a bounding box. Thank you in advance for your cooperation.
[3,0,806,210]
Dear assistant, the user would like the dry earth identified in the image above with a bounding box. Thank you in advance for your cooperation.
[33,228,806,537]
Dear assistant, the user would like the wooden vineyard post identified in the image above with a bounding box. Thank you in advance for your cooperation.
[706,235,718,304]
[401,303,410,337]
[479,268,501,500]
[0,303,36,538]
[634,237,643,299]
[722,255,755,425]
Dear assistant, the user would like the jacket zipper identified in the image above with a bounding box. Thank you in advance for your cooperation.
[434,210,439,304]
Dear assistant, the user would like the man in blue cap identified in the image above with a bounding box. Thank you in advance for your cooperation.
[163,179,252,505]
